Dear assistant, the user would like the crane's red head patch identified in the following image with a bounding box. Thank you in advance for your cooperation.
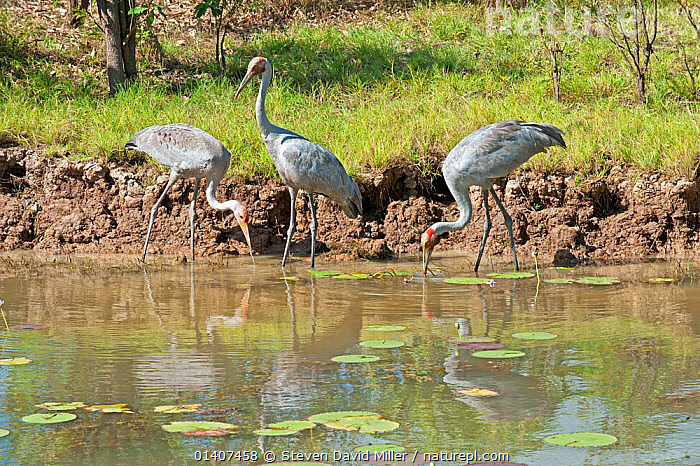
[248,57,267,75]
[420,228,440,250]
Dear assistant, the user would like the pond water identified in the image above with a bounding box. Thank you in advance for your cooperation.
[0,253,698,465]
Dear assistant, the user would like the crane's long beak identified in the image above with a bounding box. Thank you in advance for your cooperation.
[234,71,254,99]
[238,220,252,254]
[422,246,433,275]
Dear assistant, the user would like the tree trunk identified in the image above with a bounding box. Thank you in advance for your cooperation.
[119,0,138,79]
[96,0,137,94]
[636,73,646,104]
[64,0,90,29]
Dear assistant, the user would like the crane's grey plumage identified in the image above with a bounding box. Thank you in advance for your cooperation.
[421,120,566,274]
[125,123,252,262]
[235,56,362,267]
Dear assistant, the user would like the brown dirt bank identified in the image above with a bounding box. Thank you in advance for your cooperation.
[1,145,699,266]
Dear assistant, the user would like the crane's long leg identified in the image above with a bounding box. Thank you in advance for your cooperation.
[189,178,200,262]
[490,187,518,271]
[308,192,317,268]
[282,187,298,267]
[142,172,178,262]
[474,187,492,273]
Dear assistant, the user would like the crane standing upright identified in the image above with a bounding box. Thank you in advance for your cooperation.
[125,123,252,262]
[235,56,362,268]
[421,120,566,274]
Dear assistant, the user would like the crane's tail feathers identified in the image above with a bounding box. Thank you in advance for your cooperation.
[341,182,363,219]
[522,123,566,149]
[124,141,139,151]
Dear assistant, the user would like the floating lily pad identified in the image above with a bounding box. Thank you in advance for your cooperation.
[548,266,574,270]
[447,336,497,343]
[36,402,86,411]
[0,357,33,365]
[0,429,9,438]
[308,411,378,423]
[277,276,299,281]
[8,324,47,330]
[325,416,399,433]
[332,273,372,280]
[306,270,343,277]
[254,420,315,436]
[574,276,620,285]
[543,432,618,447]
[359,340,405,349]
[161,421,238,435]
[458,342,506,350]
[443,277,494,285]
[544,278,575,284]
[487,272,535,279]
[512,332,558,340]
[471,350,526,359]
[363,325,406,332]
[366,453,430,466]
[22,413,76,424]
[253,428,299,436]
[647,277,675,283]
[153,404,202,413]
[458,388,502,397]
[270,420,316,431]
[331,355,380,363]
[84,404,134,414]
[235,283,253,288]
[355,444,406,453]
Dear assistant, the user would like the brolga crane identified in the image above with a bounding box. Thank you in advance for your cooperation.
[125,123,252,262]
[234,56,362,268]
[421,120,565,274]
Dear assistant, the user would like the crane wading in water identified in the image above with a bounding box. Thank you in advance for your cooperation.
[234,56,362,268]
[421,120,566,274]
[125,123,252,262]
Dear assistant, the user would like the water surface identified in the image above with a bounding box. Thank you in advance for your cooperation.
[0,253,698,465]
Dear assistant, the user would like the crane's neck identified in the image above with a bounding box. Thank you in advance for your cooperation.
[255,65,274,137]
[205,176,236,212]
[431,189,473,236]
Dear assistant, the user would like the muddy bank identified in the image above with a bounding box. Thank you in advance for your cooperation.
[1,146,699,266]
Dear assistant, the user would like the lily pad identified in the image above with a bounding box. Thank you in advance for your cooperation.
[308,411,378,423]
[331,355,380,363]
[471,350,526,359]
[363,325,406,332]
[548,266,574,270]
[447,336,496,343]
[458,388,502,397]
[253,428,299,436]
[458,342,506,350]
[0,357,32,365]
[36,402,86,411]
[8,324,47,330]
[254,420,315,436]
[443,277,494,285]
[161,421,238,435]
[647,277,675,283]
[277,276,299,281]
[306,270,343,277]
[487,272,535,279]
[359,340,405,349]
[22,413,76,424]
[84,404,134,414]
[574,276,620,285]
[153,404,202,413]
[332,273,372,280]
[355,444,406,453]
[325,416,399,433]
[0,429,8,438]
[544,278,575,284]
[543,432,618,447]
[512,332,558,340]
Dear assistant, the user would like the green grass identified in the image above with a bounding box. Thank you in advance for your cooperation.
[1,2,699,179]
